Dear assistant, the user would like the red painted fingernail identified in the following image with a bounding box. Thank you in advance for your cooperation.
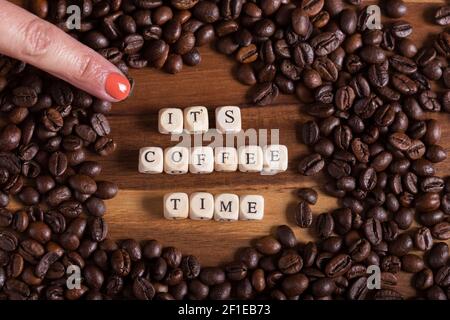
[105,73,130,101]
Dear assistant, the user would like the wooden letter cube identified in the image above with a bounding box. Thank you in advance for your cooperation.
[240,195,264,220]
[238,145,263,172]
[164,147,189,174]
[263,145,288,174]
[189,147,214,174]
[215,106,242,134]
[214,147,238,172]
[139,147,163,174]
[214,193,239,221]
[189,192,214,220]
[164,193,189,220]
[159,108,183,134]
[184,106,209,134]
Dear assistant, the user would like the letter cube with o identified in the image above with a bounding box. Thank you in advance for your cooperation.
[263,145,288,174]
[214,193,239,221]
[164,147,189,174]
[189,147,214,174]
[214,147,238,172]
[139,147,163,174]
[184,106,209,134]
[189,192,214,220]
[164,193,189,220]
[159,108,183,134]
[215,106,242,134]
[238,145,263,172]
[240,195,264,220]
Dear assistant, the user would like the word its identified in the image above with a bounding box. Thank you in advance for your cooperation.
[164,192,264,221]
[159,106,241,134]
[139,145,287,175]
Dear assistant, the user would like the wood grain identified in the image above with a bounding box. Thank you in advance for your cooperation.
[6,0,449,298]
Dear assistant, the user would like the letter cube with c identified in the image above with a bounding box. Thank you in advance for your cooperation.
[139,147,163,174]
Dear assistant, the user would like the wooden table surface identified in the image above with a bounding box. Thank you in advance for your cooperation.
[9,0,450,298]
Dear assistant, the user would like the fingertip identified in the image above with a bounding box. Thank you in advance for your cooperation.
[105,72,131,101]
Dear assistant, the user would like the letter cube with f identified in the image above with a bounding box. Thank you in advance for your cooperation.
[214,147,238,172]
[189,147,214,174]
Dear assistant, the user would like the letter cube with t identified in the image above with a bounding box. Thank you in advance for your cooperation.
[184,106,209,134]
[189,147,214,174]
[164,193,189,220]
[240,195,264,220]
[238,145,263,172]
[214,147,238,172]
[164,147,189,174]
[189,192,214,220]
[214,193,239,221]
[139,147,163,174]
[215,106,241,134]
[263,145,288,174]
[159,108,183,134]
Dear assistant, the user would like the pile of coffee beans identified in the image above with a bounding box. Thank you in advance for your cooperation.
[0,0,448,300]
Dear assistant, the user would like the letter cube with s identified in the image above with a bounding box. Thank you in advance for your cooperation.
[215,106,242,134]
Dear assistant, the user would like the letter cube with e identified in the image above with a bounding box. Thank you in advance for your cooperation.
[215,106,242,134]
[159,108,183,134]
[189,147,214,174]
[238,145,263,172]
[164,193,189,220]
[240,195,264,220]
[164,147,189,174]
[263,145,288,174]
[139,147,163,174]
[214,147,238,172]
[189,192,214,220]
[214,193,239,221]
[184,106,209,134]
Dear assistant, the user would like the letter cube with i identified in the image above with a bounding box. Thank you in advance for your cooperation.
[159,108,183,134]
[189,192,214,220]
[184,106,209,134]
[164,147,189,174]
[214,147,238,172]
[238,145,263,172]
[215,106,242,134]
[164,193,189,220]
[263,145,288,174]
[139,147,163,174]
[189,146,214,174]
[214,193,239,221]
[240,195,264,220]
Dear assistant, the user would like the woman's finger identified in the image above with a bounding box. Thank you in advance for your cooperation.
[0,0,131,102]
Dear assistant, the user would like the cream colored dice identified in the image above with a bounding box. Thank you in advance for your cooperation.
[189,192,214,220]
[263,145,288,174]
[159,108,183,134]
[138,147,163,174]
[164,147,189,174]
[215,106,242,134]
[238,145,263,172]
[214,193,239,221]
[184,106,209,134]
[214,147,238,172]
[240,195,264,220]
[189,147,214,174]
[163,193,189,220]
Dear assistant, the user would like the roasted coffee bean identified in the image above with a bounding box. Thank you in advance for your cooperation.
[435,6,450,26]
[298,153,324,176]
